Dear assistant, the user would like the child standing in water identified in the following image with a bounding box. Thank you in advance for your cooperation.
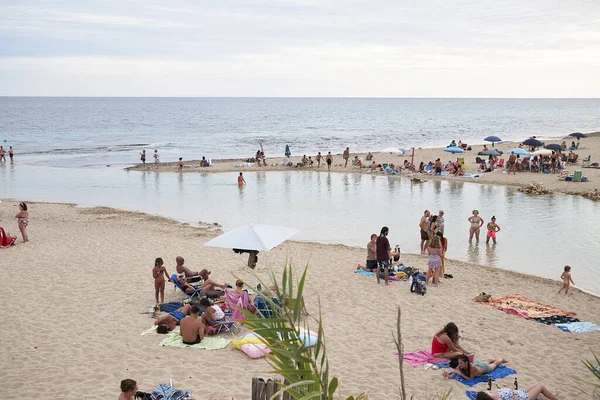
[558,265,575,294]
[152,257,171,305]
[486,216,500,244]
[178,157,183,172]
[237,172,246,186]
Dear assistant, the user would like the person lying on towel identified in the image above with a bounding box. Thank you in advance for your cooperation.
[155,304,192,332]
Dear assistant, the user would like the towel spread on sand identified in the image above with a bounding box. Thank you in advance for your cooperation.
[160,302,185,313]
[159,332,230,350]
[453,366,516,387]
[401,350,449,367]
[482,294,576,318]
[354,269,402,281]
[555,321,600,333]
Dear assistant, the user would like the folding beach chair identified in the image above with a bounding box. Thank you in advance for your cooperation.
[573,170,583,182]
[171,274,205,301]
[497,159,505,168]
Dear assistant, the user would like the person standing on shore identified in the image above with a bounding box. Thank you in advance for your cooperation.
[316,152,323,168]
[419,210,431,253]
[426,235,443,287]
[152,257,171,305]
[468,210,484,242]
[508,152,516,175]
[178,157,183,173]
[326,152,333,171]
[486,216,500,244]
[376,226,392,285]
[153,149,160,168]
[285,144,291,158]
[558,265,574,295]
[9,146,14,161]
[15,202,29,242]
[343,147,350,167]
[238,172,246,186]
[140,150,146,165]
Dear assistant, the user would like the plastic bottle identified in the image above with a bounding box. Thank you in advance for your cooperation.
[514,377,518,390]
[487,378,492,390]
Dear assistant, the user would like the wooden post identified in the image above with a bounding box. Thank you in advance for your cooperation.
[252,376,291,400]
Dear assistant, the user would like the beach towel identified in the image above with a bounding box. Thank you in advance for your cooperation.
[482,294,576,318]
[452,366,516,387]
[150,383,189,400]
[354,270,375,276]
[159,332,230,350]
[225,290,255,320]
[400,350,449,367]
[0,227,16,248]
[534,315,579,325]
[160,302,184,313]
[555,321,600,333]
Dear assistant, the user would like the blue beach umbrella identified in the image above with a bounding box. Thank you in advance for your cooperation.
[444,146,465,154]
[569,132,586,139]
[545,144,563,152]
[523,138,543,147]
[507,148,531,156]
[484,136,502,147]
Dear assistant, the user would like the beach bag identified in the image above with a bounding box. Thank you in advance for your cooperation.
[410,273,427,295]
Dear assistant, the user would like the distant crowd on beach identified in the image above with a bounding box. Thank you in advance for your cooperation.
[0,145,15,163]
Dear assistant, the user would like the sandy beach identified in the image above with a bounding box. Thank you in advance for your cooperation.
[128,132,600,198]
[0,201,598,399]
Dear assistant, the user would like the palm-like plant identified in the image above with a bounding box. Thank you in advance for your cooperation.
[239,263,367,400]
[582,353,600,398]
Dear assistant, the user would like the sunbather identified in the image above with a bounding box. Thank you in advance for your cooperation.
[154,304,192,332]
[175,256,210,282]
[476,382,559,400]
[199,297,226,334]
[180,304,207,345]
[443,354,506,380]
[176,274,228,295]
[431,322,473,359]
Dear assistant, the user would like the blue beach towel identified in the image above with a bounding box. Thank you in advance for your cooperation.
[160,302,184,313]
[151,383,189,400]
[453,366,516,387]
[354,269,375,276]
[555,321,600,333]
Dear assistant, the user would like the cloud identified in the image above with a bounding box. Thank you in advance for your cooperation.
[0,0,599,96]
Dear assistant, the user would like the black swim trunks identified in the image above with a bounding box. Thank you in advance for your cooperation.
[183,335,202,345]
[420,229,429,240]
[326,159,332,165]
[366,260,377,271]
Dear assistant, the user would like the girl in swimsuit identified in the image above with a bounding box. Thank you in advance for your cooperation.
[475,382,559,400]
[431,322,472,359]
[486,216,500,244]
[443,354,506,380]
[426,235,443,287]
[468,210,484,242]
[15,202,29,242]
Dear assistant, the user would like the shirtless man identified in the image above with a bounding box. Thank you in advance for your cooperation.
[508,152,517,175]
[175,256,210,282]
[316,152,323,168]
[419,210,431,254]
[343,147,350,167]
[180,305,207,345]
[0,146,5,162]
[155,304,192,332]
[468,210,484,242]
[176,274,229,296]
[119,379,138,400]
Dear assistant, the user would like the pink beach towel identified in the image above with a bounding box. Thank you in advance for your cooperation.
[225,290,255,320]
[399,350,449,367]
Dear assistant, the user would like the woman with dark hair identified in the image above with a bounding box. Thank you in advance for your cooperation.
[431,322,472,359]
[443,354,506,380]
[475,382,559,400]
[15,202,29,242]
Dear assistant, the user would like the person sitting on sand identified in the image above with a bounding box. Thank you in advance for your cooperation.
[308,156,313,167]
[199,297,226,334]
[175,256,211,282]
[357,234,378,272]
[302,155,309,165]
[155,304,193,332]
[180,304,207,345]
[226,280,258,320]
[353,155,363,167]
[201,156,209,167]
[418,161,425,173]
[483,144,488,151]
[475,382,559,400]
[443,354,507,380]
[119,379,138,400]
[431,322,472,359]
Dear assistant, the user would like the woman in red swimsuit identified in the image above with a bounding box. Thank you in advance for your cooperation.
[432,322,473,359]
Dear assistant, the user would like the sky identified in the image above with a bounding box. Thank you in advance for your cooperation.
[1,0,600,97]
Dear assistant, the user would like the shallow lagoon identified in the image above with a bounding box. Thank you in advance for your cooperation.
[1,164,598,294]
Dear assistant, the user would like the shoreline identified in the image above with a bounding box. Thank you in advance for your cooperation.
[126,132,600,198]
[1,200,598,399]
[3,198,598,298]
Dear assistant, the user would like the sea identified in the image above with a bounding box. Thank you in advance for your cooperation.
[1,97,600,294]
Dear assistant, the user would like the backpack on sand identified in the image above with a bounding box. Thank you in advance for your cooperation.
[410,273,427,296]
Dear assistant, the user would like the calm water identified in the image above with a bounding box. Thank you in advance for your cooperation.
[1,97,599,168]
[1,164,598,294]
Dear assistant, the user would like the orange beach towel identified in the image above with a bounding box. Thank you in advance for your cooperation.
[482,294,576,318]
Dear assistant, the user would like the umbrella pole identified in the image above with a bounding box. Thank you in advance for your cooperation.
[411,147,415,166]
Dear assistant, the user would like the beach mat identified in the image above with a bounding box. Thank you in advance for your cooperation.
[400,350,449,367]
[453,365,516,387]
[480,294,576,318]
[555,321,600,333]
[466,391,539,400]
[159,332,230,350]
[354,269,404,281]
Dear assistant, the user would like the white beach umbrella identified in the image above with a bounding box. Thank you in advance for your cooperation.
[531,149,553,156]
[381,147,405,154]
[203,224,300,251]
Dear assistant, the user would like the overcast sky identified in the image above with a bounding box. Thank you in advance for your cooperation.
[1,0,599,97]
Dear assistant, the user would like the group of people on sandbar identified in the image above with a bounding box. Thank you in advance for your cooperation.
[432,322,559,400]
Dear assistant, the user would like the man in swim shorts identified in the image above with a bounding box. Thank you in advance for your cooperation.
[326,152,333,171]
[343,147,350,167]
[376,226,392,285]
[175,256,211,282]
[419,210,431,253]
[154,304,192,332]
[180,304,207,345]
